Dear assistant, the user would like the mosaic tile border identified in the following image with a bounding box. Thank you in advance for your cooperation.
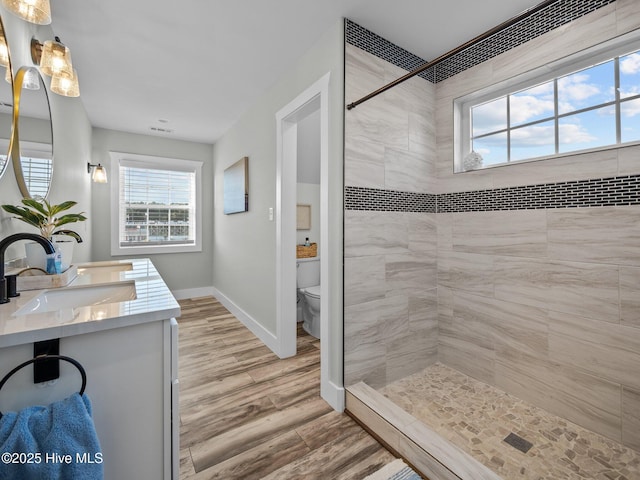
[345,0,616,84]
[344,19,433,83]
[345,174,640,213]
[344,186,436,213]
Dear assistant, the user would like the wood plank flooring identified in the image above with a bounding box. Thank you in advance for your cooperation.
[178,296,396,480]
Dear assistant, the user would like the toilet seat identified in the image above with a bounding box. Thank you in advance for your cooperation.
[303,285,321,298]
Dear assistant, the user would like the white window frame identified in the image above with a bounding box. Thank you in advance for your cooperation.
[454,29,640,173]
[109,151,203,256]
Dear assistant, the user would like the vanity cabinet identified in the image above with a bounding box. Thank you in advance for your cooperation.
[0,259,180,480]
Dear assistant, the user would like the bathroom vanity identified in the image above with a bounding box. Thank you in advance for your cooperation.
[0,258,180,480]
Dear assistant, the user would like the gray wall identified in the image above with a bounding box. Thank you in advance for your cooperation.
[212,20,344,385]
[90,127,214,292]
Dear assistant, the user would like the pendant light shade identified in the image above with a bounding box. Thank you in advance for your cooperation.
[22,67,39,90]
[0,28,8,67]
[50,68,79,97]
[2,0,51,25]
[39,37,73,77]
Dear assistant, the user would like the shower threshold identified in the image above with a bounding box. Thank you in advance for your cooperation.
[346,363,640,479]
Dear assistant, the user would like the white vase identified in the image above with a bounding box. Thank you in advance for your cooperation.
[25,240,74,273]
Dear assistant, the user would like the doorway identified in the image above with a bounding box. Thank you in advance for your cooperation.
[275,73,336,409]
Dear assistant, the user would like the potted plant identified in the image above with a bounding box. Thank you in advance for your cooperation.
[1,198,87,273]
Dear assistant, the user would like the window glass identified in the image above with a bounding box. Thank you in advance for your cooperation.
[510,81,555,127]
[557,61,615,115]
[619,50,640,100]
[110,152,202,255]
[510,121,556,161]
[621,97,640,143]
[472,97,507,136]
[558,106,616,153]
[472,132,508,166]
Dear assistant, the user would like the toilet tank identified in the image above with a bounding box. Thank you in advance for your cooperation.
[296,258,320,288]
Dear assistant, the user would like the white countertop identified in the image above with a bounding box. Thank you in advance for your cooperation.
[0,258,181,348]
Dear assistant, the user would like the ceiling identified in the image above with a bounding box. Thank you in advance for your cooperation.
[49,0,539,145]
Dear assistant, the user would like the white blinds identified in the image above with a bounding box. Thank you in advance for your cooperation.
[118,162,196,247]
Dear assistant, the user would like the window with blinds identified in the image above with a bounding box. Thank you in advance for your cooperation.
[110,152,202,255]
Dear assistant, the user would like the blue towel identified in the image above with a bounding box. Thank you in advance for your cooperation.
[0,393,103,480]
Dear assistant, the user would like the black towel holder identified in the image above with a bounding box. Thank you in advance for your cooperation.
[0,355,87,418]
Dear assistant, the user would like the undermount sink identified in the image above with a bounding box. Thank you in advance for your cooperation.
[13,281,137,316]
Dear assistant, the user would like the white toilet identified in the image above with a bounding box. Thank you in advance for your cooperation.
[296,257,320,339]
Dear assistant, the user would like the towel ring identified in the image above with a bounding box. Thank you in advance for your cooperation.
[0,355,87,417]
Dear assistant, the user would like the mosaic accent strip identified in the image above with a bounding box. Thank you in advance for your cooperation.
[345,175,640,213]
[344,19,434,83]
[434,0,617,82]
[345,0,616,84]
[344,186,436,213]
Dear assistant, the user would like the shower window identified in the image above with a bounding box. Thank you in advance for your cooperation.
[455,35,640,172]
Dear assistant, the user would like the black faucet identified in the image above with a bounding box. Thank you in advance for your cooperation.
[0,233,55,304]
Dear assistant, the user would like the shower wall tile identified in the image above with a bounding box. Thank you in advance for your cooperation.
[408,213,437,255]
[386,329,437,383]
[494,257,620,323]
[438,333,495,386]
[616,0,640,36]
[344,298,388,388]
[409,289,438,333]
[452,210,547,257]
[622,387,640,451]
[620,267,640,329]
[344,210,408,258]
[409,112,435,158]
[495,349,622,442]
[548,311,640,390]
[344,44,386,101]
[344,256,386,307]
[384,148,430,193]
[617,144,640,176]
[385,253,437,297]
[547,207,640,266]
[438,251,494,298]
[344,136,385,188]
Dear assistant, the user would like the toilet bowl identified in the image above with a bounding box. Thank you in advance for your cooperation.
[300,285,320,338]
[296,257,320,339]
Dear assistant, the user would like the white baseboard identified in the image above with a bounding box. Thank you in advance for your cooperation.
[322,380,345,412]
[211,287,280,355]
[171,286,215,300]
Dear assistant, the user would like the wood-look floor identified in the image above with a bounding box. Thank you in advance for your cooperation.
[178,296,396,480]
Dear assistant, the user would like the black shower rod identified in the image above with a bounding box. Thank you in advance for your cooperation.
[346,0,561,110]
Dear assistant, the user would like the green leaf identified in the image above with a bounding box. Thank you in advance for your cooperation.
[21,198,48,216]
[49,201,78,216]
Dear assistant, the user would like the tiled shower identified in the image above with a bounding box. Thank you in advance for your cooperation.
[343,1,640,477]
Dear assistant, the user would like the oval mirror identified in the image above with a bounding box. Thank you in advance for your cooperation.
[12,66,53,199]
[0,17,12,182]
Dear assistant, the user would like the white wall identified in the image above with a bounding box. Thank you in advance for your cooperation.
[89,128,214,293]
[0,9,93,263]
[212,20,344,385]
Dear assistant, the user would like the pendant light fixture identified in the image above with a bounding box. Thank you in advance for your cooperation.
[50,68,79,97]
[36,36,73,77]
[31,36,81,97]
[22,67,39,90]
[2,0,51,25]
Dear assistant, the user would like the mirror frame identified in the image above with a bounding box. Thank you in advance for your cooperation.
[11,65,54,199]
[0,16,12,183]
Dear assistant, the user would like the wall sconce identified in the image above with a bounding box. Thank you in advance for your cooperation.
[87,163,107,183]
[31,36,80,97]
[2,0,51,25]
[22,67,39,90]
